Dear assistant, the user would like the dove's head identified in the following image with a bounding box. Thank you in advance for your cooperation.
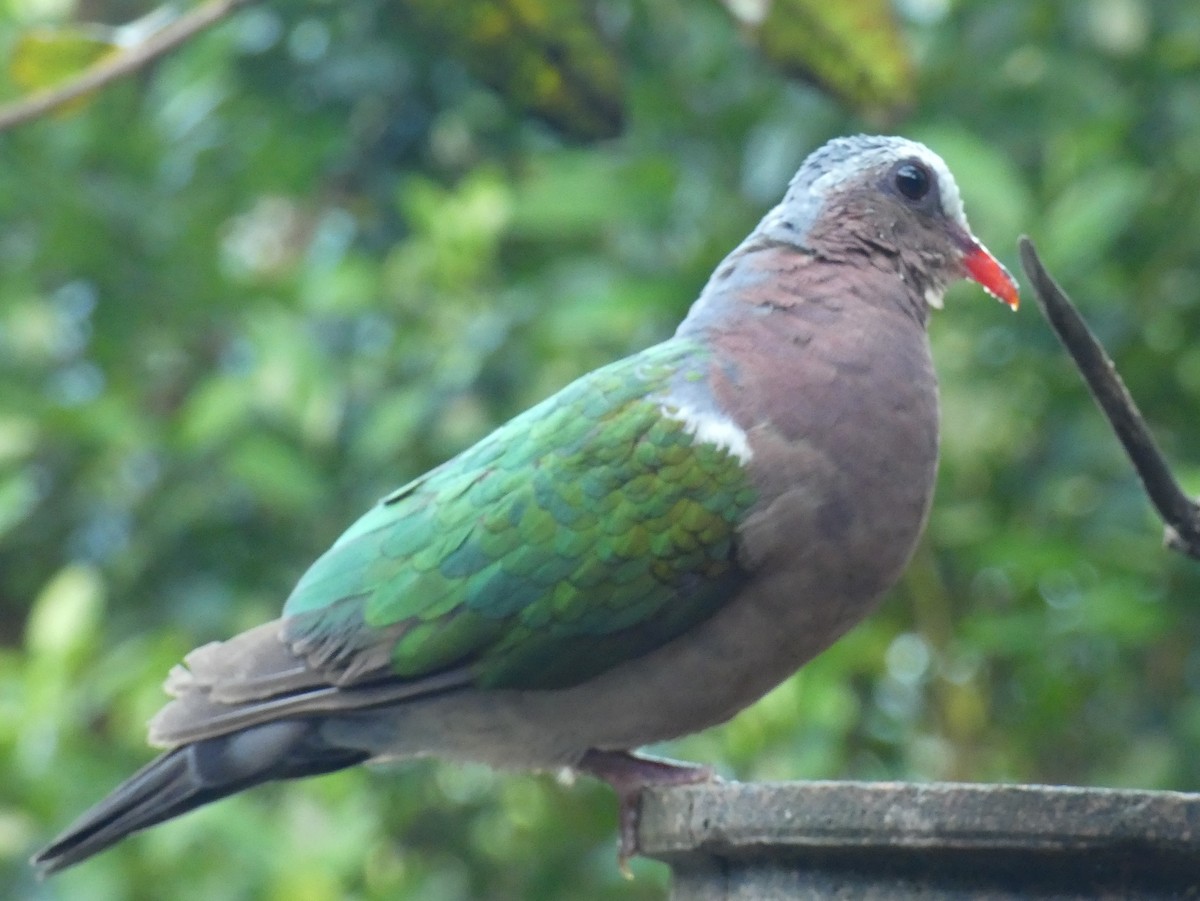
[759,134,1018,311]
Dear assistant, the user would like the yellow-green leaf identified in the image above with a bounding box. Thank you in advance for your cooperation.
[25,563,106,660]
[721,0,914,119]
[9,27,120,93]
[398,0,623,141]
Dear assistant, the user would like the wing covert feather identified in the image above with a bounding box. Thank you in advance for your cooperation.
[281,339,758,691]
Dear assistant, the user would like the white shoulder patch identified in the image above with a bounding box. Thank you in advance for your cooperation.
[660,402,754,463]
[924,285,945,310]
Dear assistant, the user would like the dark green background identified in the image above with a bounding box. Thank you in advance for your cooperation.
[4,1,1200,898]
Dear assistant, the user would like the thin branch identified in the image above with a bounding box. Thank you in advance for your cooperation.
[0,0,258,134]
[1017,236,1200,560]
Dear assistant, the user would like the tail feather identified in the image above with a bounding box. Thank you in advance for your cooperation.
[32,720,368,877]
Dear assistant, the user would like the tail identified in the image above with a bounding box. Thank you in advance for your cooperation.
[31,720,368,877]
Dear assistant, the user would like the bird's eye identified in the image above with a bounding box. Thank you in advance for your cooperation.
[894,162,931,201]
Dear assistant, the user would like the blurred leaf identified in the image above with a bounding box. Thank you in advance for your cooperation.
[177,376,254,449]
[0,469,39,541]
[25,563,105,661]
[1041,166,1150,272]
[227,433,324,511]
[721,0,913,118]
[509,154,627,239]
[8,27,119,115]
[398,0,623,140]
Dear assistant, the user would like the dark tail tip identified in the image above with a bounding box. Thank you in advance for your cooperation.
[32,721,368,877]
[33,747,197,877]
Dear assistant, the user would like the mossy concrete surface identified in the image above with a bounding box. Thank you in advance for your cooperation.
[639,781,1200,899]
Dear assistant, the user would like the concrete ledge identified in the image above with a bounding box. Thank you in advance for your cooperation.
[638,781,1200,899]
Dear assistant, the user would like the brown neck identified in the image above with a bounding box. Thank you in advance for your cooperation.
[678,239,931,342]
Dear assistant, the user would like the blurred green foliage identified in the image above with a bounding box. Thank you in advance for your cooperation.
[4,0,1200,899]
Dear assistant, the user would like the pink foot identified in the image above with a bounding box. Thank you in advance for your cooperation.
[576,749,718,876]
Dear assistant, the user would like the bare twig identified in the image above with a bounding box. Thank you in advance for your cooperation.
[0,0,258,134]
[1018,236,1200,560]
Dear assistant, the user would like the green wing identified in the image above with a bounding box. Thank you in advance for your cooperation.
[281,338,758,691]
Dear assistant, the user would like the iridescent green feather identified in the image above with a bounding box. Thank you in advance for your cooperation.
[282,338,758,691]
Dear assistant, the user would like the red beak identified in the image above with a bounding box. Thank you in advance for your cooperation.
[962,240,1019,310]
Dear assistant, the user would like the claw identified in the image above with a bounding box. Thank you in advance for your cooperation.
[575,749,718,875]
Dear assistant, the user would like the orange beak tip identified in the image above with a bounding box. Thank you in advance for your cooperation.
[963,244,1020,311]
[988,282,1021,312]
